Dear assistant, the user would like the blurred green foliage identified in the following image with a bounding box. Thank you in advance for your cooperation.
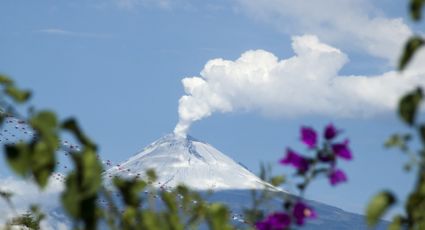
[2,1,425,229]
[4,205,44,230]
[365,2,425,229]
[366,191,396,226]
[0,74,263,230]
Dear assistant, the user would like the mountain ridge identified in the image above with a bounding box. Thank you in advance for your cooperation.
[105,133,278,191]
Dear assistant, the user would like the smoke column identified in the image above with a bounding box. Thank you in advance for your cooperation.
[174,35,425,137]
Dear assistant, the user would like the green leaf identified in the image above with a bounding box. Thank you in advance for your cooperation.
[399,37,424,70]
[4,85,31,103]
[398,88,423,126]
[79,148,103,197]
[121,207,138,228]
[62,118,96,150]
[113,177,146,207]
[206,204,232,230]
[385,134,412,152]
[405,188,425,226]
[61,172,82,218]
[140,211,161,230]
[385,134,403,148]
[388,215,404,230]
[4,143,31,176]
[9,208,44,230]
[270,175,285,187]
[26,111,59,188]
[161,192,178,213]
[366,191,396,227]
[61,148,102,230]
[0,75,13,85]
[30,111,59,146]
[4,113,58,188]
[175,185,196,210]
[160,191,183,230]
[146,169,157,182]
[32,140,56,188]
[410,0,425,21]
[30,111,57,128]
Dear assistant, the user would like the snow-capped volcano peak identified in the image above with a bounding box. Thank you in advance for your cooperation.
[106,133,277,191]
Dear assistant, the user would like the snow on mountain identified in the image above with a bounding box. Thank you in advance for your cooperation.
[106,133,277,191]
[105,134,388,229]
[0,117,388,229]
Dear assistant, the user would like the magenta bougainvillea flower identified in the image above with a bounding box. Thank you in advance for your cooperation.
[280,149,310,172]
[332,140,352,160]
[329,168,347,186]
[324,123,338,140]
[273,124,352,229]
[255,212,291,230]
[301,126,317,148]
[292,201,316,225]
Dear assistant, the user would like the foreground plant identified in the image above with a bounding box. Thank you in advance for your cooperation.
[366,88,425,229]
[256,124,353,229]
[0,74,238,230]
[364,1,425,228]
[0,73,358,230]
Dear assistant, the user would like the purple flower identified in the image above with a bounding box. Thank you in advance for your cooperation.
[255,212,291,230]
[280,149,310,172]
[329,169,347,186]
[301,126,317,148]
[292,201,316,226]
[332,140,352,160]
[324,123,338,140]
[254,222,270,230]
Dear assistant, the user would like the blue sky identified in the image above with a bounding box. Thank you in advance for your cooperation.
[1,0,425,218]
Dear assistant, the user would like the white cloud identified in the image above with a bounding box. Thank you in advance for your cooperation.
[174,35,425,137]
[39,29,75,35]
[38,28,111,38]
[115,0,172,9]
[235,0,412,63]
[0,176,67,229]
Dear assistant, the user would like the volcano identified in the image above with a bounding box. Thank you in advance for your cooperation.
[104,134,388,230]
[106,133,276,191]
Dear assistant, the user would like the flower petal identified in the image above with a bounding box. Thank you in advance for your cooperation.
[324,123,338,140]
[255,212,291,230]
[301,126,317,148]
[293,201,316,226]
[329,169,347,186]
[332,140,352,160]
[280,149,310,172]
